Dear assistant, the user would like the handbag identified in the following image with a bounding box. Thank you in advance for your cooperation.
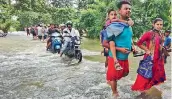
[137,55,153,78]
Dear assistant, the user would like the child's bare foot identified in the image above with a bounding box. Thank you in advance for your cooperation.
[114,61,123,70]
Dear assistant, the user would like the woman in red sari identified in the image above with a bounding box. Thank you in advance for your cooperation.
[132,18,166,93]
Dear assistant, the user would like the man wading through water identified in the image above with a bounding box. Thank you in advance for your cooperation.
[103,1,135,98]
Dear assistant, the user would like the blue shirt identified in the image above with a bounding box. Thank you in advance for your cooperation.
[164,36,171,47]
[108,26,133,60]
[100,29,107,43]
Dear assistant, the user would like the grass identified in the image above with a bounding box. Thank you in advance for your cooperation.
[128,55,142,80]
[81,37,106,63]
[81,38,102,52]
[83,55,106,63]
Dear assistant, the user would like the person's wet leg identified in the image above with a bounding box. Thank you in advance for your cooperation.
[110,80,119,98]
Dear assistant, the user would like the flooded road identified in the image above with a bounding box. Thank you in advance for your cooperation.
[0,32,171,99]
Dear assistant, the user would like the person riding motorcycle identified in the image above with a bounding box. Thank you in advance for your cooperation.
[59,24,66,35]
[60,21,79,57]
[46,24,61,50]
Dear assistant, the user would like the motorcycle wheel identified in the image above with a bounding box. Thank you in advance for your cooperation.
[57,49,60,54]
[53,49,56,53]
[76,51,82,63]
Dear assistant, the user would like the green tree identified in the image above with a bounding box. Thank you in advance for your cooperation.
[79,1,108,39]
[0,0,171,38]
[51,0,74,8]
[50,8,75,24]
[78,0,171,39]
[78,0,116,39]
[0,0,15,32]
[131,0,171,38]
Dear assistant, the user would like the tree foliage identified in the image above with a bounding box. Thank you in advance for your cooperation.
[51,0,73,8]
[78,0,171,39]
[0,0,171,39]
[51,8,75,24]
[0,0,15,32]
[131,0,171,38]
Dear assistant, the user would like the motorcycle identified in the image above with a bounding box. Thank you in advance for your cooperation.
[63,36,82,63]
[48,32,62,53]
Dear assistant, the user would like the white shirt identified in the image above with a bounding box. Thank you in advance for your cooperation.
[75,30,80,37]
[63,28,76,41]
[51,32,61,37]
[37,26,43,36]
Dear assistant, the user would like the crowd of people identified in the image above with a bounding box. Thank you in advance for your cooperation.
[25,21,80,57]
[26,25,49,41]
[100,1,171,98]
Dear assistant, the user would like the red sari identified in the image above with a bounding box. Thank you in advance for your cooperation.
[131,31,166,91]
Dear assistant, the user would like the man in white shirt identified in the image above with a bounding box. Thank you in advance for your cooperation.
[60,21,79,57]
[37,24,43,41]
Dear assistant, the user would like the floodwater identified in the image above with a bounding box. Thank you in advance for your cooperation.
[0,32,171,99]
